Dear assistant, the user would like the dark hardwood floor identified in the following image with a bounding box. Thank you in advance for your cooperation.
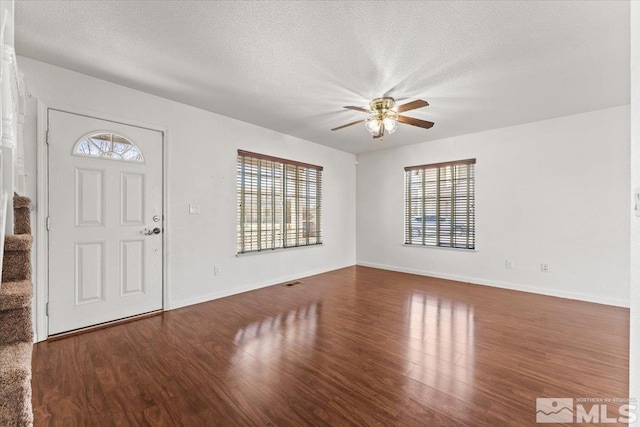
[31,266,629,426]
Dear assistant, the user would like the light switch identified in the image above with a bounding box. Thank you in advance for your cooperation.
[189,204,201,214]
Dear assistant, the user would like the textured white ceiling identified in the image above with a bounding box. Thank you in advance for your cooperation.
[15,1,629,154]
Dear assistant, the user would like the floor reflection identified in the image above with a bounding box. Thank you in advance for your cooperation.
[405,292,475,401]
[231,302,321,375]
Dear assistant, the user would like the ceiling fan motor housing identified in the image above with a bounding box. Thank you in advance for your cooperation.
[370,97,396,115]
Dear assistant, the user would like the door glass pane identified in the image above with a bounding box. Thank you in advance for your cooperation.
[74,132,144,163]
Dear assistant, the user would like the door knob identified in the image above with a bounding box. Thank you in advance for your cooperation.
[141,227,162,236]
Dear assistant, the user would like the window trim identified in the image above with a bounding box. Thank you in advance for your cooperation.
[237,150,323,172]
[404,158,476,250]
[404,158,476,172]
[237,150,323,254]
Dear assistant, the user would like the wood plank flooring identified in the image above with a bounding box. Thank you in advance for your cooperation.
[31,266,629,426]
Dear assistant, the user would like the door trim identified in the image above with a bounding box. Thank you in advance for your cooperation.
[35,100,170,342]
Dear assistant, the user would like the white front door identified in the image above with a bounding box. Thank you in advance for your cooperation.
[47,109,163,335]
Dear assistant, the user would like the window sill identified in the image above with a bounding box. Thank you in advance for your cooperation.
[236,243,324,257]
[403,243,478,252]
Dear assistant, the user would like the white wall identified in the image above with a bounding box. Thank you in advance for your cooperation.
[357,105,630,307]
[629,1,639,421]
[18,57,356,336]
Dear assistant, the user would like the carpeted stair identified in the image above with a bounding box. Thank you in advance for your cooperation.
[0,195,34,426]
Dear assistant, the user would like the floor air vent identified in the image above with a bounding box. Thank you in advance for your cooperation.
[283,281,302,287]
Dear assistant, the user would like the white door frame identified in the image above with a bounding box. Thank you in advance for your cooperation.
[35,100,170,342]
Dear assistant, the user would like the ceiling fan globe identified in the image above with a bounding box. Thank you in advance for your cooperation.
[383,115,398,134]
[365,117,381,136]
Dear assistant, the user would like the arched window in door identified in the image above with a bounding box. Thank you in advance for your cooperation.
[73,132,145,163]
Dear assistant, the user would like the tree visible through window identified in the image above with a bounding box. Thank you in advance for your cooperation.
[405,159,475,249]
[74,132,144,162]
[237,150,322,254]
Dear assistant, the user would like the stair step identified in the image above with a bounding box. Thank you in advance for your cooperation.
[12,196,30,210]
[0,342,33,426]
[2,235,32,282]
[13,211,30,237]
[0,280,32,312]
[0,307,32,345]
[4,235,32,252]
[13,196,31,235]
[2,252,31,283]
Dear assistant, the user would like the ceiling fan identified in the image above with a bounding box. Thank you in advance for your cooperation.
[331,97,434,139]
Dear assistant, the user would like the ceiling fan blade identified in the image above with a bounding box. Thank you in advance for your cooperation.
[331,119,366,131]
[397,115,435,129]
[396,99,429,113]
[343,106,370,113]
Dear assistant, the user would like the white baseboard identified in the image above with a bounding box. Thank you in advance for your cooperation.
[166,263,353,311]
[356,261,630,308]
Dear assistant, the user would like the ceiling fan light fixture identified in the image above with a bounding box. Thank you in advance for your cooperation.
[383,115,398,134]
[366,112,397,138]
[365,117,381,136]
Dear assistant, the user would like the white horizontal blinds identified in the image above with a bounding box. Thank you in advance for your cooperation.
[237,155,264,253]
[284,164,322,247]
[237,150,322,254]
[404,159,475,249]
[453,162,475,249]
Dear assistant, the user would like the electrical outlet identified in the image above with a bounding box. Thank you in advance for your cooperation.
[541,264,549,273]
[214,266,220,276]
[506,260,514,269]
[189,204,201,214]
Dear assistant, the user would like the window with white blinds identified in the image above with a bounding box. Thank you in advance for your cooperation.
[237,150,323,254]
[404,159,476,249]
